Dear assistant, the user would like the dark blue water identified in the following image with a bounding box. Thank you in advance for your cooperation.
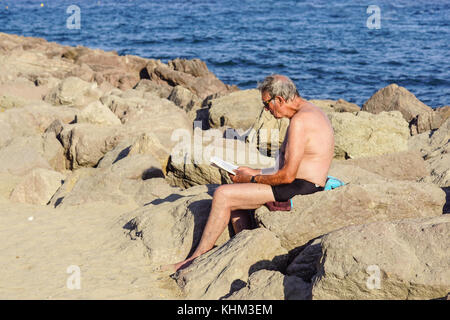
[1,0,449,108]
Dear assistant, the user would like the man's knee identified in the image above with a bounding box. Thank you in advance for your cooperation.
[213,184,234,201]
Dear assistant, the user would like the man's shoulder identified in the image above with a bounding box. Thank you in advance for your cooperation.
[292,104,319,122]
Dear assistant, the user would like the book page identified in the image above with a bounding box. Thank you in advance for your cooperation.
[210,156,239,175]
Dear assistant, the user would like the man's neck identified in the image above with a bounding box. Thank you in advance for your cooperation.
[286,96,307,119]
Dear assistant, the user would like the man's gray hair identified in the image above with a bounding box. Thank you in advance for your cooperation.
[257,74,300,101]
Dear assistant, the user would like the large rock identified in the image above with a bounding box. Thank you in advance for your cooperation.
[362,84,433,123]
[49,154,171,208]
[208,89,264,130]
[168,85,202,121]
[128,186,232,267]
[225,270,311,300]
[97,132,171,173]
[310,216,450,300]
[146,58,235,100]
[0,77,48,110]
[332,151,430,182]
[133,79,172,99]
[0,103,77,140]
[309,99,360,114]
[9,168,65,205]
[59,123,124,169]
[331,99,361,113]
[330,111,410,159]
[167,129,276,188]
[0,172,23,199]
[174,228,288,300]
[75,101,121,126]
[0,33,79,83]
[100,89,193,148]
[44,77,102,108]
[426,154,450,187]
[245,108,289,156]
[410,106,450,135]
[0,135,65,176]
[408,118,450,187]
[327,162,390,185]
[308,99,335,114]
[255,181,445,251]
[62,45,149,90]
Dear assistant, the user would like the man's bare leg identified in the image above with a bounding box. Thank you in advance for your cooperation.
[159,183,275,273]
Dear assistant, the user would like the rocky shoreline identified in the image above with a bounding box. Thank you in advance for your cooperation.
[0,32,448,300]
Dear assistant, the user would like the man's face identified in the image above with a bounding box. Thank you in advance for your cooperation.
[261,91,281,118]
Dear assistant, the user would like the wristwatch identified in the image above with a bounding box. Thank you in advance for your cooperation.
[250,176,257,183]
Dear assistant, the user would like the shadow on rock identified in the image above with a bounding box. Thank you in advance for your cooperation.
[442,187,450,214]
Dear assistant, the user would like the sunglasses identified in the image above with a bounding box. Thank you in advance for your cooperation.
[262,96,276,109]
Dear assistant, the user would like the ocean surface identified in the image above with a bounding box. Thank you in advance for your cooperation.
[1,0,449,108]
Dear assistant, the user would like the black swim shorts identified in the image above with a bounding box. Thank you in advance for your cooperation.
[271,179,324,202]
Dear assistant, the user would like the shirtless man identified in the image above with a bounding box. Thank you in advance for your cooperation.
[164,74,335,273]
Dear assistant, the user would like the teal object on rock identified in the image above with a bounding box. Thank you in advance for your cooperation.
[324,176,345,191]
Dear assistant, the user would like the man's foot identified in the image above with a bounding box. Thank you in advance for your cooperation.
[151,258,196,276]
[150,264,176,274]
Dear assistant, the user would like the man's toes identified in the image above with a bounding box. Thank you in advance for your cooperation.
[151,264,176,274]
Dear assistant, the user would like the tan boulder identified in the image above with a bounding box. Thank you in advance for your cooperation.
[76,101,121,126]
[331,99,361,112]
[328,162,390,185]
[49,154,170,208]
[0,173,23,199]
[168,58,213,77]
[308,99,360,114]
[97,132,171,173]
[362,84,432,123]
[174,228,288,299]
[167,130,276,188]
[100,89,193,145]
[245,108,289,156]
[59,123,124,169]
[0,117,14,148]
[330,111,410,159]
[62,46,148,90]
[255,181,445,251]
[426,154,450,187]
[0,103,77,138]
[311,216,450,300]
[410,106,450,135]
[0,77,48,110]
[44,76,102,108]
[308,100,335,114]
[146,58,234,99]
[168,85,202,120]
[133,79,172,99]
[225,270,311,300]
[332,151,430,182]
[129,186,232,267]
[0,135,65,176]
[208,89,263,130]
[408,118,450,186]
[9,168,65,205]
[0,33,78,82]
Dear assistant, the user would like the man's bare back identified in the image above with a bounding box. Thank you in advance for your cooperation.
[279,101,334,187]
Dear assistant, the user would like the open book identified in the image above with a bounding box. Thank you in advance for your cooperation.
[210,156,239,175]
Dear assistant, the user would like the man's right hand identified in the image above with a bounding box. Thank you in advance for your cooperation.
[234,166,261,176]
